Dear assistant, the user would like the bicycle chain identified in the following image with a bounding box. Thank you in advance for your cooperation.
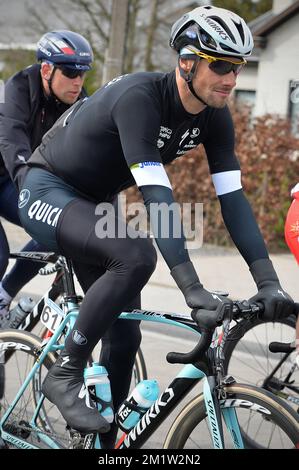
[3,415,98,449]
[3,414,96,449]
[2,413,72,448]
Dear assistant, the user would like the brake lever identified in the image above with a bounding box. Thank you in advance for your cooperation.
[166,303,232,365]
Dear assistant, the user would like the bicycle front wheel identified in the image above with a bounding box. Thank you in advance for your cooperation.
[223,316,298,411]
[164,384,299,449]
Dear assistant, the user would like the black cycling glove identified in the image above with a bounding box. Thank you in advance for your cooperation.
[171,261,231,310]
[249,258,294,321]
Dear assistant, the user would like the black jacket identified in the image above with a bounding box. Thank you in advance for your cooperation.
[0,63,86,189]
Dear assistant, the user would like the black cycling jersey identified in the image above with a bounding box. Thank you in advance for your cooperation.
[0,63,87,189]
[28,70,240,202]
[25,70,268,268]
[19,69,270,414]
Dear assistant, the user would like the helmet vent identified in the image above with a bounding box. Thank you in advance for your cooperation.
[199,28,217,50]
[233,20,245,45]
[210,16,236,44]
[60,36,76,52]
[219,43,239,54]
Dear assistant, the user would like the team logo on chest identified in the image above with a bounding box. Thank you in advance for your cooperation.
[157,126,172,149]
[177,128,201,155]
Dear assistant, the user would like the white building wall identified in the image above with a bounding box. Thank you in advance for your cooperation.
[272,0,295,15]
[254,13,299,117]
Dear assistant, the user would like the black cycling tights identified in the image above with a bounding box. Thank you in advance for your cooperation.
[72,261,142,410]
[56,198,157,411]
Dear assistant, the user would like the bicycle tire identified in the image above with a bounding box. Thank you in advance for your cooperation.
[0,364,4,399]
[223,315,298,408]
[0,329,67,449]
[134,347,147,383]
[163,383,299,449]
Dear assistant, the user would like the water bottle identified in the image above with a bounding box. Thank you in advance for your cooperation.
[116,379,159,432]
[84,363,114,424]
[6,297,35,329]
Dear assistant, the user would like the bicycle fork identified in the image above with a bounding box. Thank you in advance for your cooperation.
[203,376,245,449]
[203,376,225,449]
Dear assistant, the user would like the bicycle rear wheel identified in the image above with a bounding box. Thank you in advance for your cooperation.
[0,330,68,448]
[164,384,299,449]
[133,347,147,383]
[223,316,299,411]
[0,327,147,449]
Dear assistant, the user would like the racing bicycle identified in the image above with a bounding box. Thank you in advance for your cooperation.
[0,254,298,449]
[0,252,147,401]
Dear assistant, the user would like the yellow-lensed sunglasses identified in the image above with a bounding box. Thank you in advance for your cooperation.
[187,48,247,76]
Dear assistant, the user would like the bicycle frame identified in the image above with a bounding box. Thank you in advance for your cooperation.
[0,302,245,450]
[9,252,64,334]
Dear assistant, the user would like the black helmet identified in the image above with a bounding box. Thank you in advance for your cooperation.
[37,30,93,70]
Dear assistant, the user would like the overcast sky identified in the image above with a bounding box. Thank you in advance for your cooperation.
[0,0,73,43]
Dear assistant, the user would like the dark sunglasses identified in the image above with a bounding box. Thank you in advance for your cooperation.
[56,66,86,79]
[188,49,246,76]
[208,60,245,76]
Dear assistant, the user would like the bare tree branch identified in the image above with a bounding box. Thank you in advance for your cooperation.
[28,0,81,33]
[26,4,49,36]
[24,0,179,75]
[144,0,159,71]
[75,0,109,42]
[96,0,112,22]
[25,0,111,64]
[125,0,141,73]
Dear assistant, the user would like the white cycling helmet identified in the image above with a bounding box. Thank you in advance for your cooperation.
[170,5,253,58]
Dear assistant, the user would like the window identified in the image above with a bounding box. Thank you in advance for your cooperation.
[234,89,256,107]
[289,80,299,137]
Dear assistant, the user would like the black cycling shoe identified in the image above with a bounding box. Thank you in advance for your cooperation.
[100,424,118,449]
[42,351,110,434]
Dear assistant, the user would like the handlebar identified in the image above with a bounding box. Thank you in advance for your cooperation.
[269,341,295,354]
[166,300,262,365]
[232,300,262,318]
[167,328,214,365]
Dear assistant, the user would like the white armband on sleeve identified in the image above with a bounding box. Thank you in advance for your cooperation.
[291,183,299,197]
[130,161,172,189]
[212,170,242,196]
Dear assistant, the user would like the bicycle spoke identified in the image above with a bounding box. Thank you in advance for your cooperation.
[225,318,299,416]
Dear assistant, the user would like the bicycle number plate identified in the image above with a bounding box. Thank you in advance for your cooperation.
[41,298,64,333]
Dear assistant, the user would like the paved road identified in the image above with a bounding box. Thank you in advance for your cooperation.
[2,219,298,448]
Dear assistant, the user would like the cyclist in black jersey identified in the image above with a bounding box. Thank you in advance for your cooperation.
[18,6,294,442]
[0,30,92,325]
